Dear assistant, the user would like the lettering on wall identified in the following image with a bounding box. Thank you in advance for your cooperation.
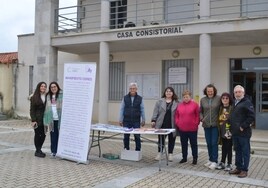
[116,26,182,39]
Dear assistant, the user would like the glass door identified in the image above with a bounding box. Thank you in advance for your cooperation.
[255,72,268,129]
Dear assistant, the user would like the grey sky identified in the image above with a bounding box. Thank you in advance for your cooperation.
[0,0,75,53]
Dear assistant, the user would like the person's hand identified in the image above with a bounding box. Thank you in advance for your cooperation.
[119,121,123,126]
[141,121,145,127]
[151,122,156,128]
[31,122,37,129]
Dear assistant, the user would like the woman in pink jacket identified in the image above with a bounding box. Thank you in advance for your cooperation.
[175,90,200,165]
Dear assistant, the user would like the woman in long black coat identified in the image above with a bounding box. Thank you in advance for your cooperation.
[30,82,47,157]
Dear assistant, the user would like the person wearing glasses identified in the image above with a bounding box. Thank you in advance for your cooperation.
[216,92,233,171]
[30,82,47,158]
[119,83,145,151]
[43,82,63,158]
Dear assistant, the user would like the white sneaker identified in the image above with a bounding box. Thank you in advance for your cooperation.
[168,154,173,162]
[204,160,212,167]
[209,162,217,170]
[155,153,161,160]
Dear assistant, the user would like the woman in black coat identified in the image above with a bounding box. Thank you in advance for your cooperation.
[30,82,47,157]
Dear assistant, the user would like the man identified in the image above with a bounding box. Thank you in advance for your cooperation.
[229,85,255,178]
[119,83,145,151]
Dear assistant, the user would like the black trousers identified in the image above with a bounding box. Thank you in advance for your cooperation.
[221,138,233,164]
[34,125,46,152]
[158,133,176,154]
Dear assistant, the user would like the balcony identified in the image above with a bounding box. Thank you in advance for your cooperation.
[54,0,268,34]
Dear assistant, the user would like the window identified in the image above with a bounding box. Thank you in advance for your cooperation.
[109,62,125,100]
[110,0,127,29]
[29,66,34,95]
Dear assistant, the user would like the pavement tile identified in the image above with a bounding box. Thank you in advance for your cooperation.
[0,120,268,188]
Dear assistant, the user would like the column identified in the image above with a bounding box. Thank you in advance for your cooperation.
[199,33,211,98]
[34,0,59,85]
[99,42,109,124]
[199,0,210,19]
[101,0,110,30]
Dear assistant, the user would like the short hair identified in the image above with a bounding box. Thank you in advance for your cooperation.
[203,84,217,97]
[129,82,138,89]
[234,85,245,93]
[182,90,191,96]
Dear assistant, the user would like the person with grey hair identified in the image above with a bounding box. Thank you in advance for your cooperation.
[119,83,145,151]
[229,85,255,178]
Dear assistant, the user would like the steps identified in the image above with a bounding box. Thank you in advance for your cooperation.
[0,113,8,121]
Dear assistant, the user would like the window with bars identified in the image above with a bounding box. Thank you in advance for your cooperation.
[109,62,125,100]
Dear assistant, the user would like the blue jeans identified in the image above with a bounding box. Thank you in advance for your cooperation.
[123,122,141,151]
[50,121,59,154]
[233,135,250,171]
[204,126,218,163]
[180,131,198,160]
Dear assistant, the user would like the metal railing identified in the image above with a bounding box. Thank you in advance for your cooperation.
[55,0,268,34]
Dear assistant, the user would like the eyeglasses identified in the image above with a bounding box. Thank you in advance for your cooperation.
[50,86,57,89]
[221,97,229,100]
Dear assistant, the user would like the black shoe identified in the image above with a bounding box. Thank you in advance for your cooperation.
[179,159,187,163]
[35,151,46,158]
[192,159,197,165]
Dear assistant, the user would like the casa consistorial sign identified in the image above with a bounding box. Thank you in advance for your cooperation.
[116,26,182,38]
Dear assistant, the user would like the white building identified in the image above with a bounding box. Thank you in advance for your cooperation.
[16,0,268,129]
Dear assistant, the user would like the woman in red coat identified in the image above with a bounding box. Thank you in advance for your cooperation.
[175,90,200,164]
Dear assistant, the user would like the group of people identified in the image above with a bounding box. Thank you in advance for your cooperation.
[120,83,255,178]
[30,81,63,158]
[30,81,255,178]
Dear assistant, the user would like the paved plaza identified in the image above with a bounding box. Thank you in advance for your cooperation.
[0,120,267,188]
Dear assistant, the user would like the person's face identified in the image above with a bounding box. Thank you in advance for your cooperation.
[221,96,230,106]
[50,84,58,94]
[129,85,137,96]
[234,88,244,100]
[206,87,214,98]
[165,89,173,98]
[183,94,191,103]
[40,83,47,94]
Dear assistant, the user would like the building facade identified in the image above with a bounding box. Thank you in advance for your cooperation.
[16,0,268,129]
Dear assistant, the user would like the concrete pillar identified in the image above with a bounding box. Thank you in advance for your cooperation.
[99,42,109,123]
[199,0,210,19]
[199,33,211,98]
[101,0,110,30]
[34,0,59,86]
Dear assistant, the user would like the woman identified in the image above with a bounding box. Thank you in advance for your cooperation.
[216,92,233,171]
[151,86,178,161]
[200,84,221,170]
[43,82,63,157]
[175,90,200,164]
[30,82,47,158]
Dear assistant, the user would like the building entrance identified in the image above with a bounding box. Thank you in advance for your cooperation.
[230,58,268,130]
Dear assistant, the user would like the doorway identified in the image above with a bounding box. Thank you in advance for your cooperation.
[230,58,268,130]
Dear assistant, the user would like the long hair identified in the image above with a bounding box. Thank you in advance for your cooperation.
[47,82,62,101]
[32,82,47,105]
[203,84,217,97]
[161,86,178,102]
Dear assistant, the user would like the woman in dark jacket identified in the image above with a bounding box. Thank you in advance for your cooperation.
[30,82,47,158]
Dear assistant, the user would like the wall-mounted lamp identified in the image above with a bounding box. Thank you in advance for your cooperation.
[109,54,114,61]
[253,46,262,55]
[172,50,180,58]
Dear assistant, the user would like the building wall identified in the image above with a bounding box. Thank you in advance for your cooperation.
[0,64,13,113]
[16,33,268,122]
[16,34,35,117]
